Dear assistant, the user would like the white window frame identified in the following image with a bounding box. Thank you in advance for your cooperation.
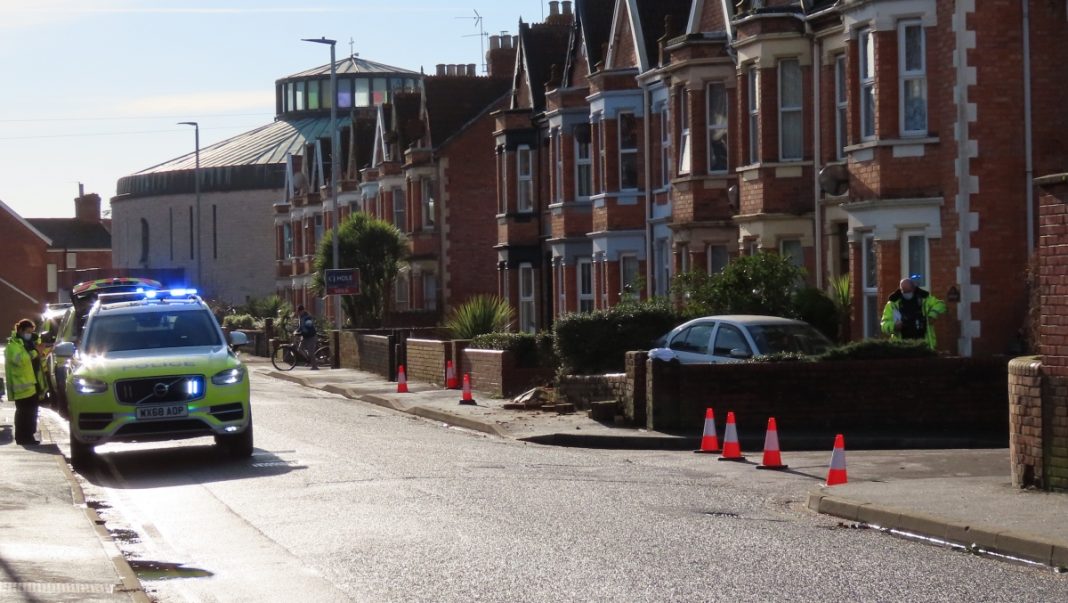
[518,263,536,333]
[620,254,639,298]
[422,272,438,311]
[654,238,671,297]
[679,244,690,274]
[283,222,294,259]
[747,68,760,164]
[859,28,876,141]
[678,89,691,175]
[575,124,593,200]
[47,264,58,293]
[600,256,609,308]
[901,230,931,289]
[861,233,879,338]
[597,117,608,194]
[707,245,729,274]
[835,54,848,160]
[778,59,803,162]
[517,145,534,213]
[707,82,729,173]
[395,275,410,309]
[392,189,406,231]
[556,260,567,317]
[577,258,594,313]
[421,178,435,230]
[898,20,927,137]
[314,214,325,245]
[497,149,507,214]
[553,128,564,203]
[659,106,671,187]
[779,238,804,269]
[618,112,639,191]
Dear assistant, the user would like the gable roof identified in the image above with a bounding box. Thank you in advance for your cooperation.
[425,76,511,148]
[515,18,572,112]
[0,199,52,245]
[608,0,693,72]
[577,0,616,70]
[26,218,111,250]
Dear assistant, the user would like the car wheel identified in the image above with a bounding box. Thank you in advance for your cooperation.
[70,433,95,473]
[215,419,254,459]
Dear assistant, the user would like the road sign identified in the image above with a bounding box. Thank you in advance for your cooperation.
[325,268,360,295]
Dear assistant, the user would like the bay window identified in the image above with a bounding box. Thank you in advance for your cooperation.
[859,28,876,140]
[619,112,639,190]
[900,20,927,135]
[779,60,802,161]
[707,82,728,172]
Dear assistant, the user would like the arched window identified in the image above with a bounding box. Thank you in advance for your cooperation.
[140,218,149,264]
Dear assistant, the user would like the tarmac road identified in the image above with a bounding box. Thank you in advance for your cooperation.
[50,372,1067,602]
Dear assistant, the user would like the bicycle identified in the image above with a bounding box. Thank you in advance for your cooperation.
[271,334,332,371]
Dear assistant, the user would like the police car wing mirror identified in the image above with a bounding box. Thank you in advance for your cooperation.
[54,341,76,358]
[229,331,249,348]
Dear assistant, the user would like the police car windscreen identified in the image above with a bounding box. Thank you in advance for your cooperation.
[84,310,222,354]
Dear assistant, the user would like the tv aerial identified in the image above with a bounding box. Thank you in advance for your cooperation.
[456,9,488,74]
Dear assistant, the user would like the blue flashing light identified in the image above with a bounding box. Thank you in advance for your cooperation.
[186,378,202,397]
[168,288,197,297]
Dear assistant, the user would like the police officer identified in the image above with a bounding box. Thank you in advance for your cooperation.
[5,318,45,445]
[881,278,947,350]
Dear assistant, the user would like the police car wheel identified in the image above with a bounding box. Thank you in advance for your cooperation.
[69,435,95,472]
[215,420,254,459]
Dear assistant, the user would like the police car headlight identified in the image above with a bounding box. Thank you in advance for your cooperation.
[73,377,108,394]
[211,367,245,386]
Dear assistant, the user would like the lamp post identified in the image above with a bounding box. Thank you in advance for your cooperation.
[177,121,201,287]
[302,36,342,331]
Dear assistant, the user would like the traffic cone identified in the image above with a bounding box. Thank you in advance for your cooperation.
[718,412,746,462]
[459,374,476,405]
[825,434,848,486]
[445,360,458,390]
[694,408,720,454]
[396,365,409,394]
[756,417,788,470]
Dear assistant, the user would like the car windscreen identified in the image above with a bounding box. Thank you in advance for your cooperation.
[747,324,832,356]
[83,310,222,354]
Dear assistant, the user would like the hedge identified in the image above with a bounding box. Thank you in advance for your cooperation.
[554,301,681,374]
[469,331,557,369]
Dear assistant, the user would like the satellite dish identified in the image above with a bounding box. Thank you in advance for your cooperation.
[819,164,849,197]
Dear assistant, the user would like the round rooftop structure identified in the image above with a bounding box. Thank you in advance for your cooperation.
[116,55,421,199]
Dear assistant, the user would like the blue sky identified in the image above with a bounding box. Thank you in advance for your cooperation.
[0,0,548,218]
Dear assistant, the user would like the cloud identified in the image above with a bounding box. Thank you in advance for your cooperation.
[115,90,275,116]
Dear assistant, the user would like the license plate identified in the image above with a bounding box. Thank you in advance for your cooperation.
[136,404,188,420]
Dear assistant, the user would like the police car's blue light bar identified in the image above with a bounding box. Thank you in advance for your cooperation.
[144,288,197,299]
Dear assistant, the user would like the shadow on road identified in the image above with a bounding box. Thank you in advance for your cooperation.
[78,443,306,489]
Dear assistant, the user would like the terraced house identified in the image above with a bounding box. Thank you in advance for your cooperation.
[486,0,1065,358]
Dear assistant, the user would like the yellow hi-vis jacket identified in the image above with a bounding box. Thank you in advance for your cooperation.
[4,331,40,401]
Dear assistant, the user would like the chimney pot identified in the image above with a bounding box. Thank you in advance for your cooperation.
[447,64,457,76]
[468,64,477,76]
[436,64,446,76]
[489,35,501,50]
[563,1,572,15]
[513,36,519,48]
[549,1,560,17]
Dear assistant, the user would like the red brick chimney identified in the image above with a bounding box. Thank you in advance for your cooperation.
[75,186,102,223]
[486,32,518,79]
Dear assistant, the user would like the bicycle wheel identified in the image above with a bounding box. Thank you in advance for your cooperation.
[272,345,298,371]
[315,345,332,368]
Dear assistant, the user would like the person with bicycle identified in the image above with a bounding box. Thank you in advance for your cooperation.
[295,305,319,370]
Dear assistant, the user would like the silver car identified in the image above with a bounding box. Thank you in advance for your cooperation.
[659,315,833,364]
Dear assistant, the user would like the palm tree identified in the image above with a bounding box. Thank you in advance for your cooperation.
[311,212,408,328]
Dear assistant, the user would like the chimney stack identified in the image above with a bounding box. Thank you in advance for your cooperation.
[75,191,102,223]
[487,30,518,79]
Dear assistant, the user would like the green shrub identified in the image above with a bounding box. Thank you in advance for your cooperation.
[816,338,936,361]
[794,287,839,341]
[243,295,293,321]
[470,332,538,367]
[672,253,805,317]
[222,314,256,330]
[446,295,513,340]
[535,330,559,371]
[554,299,681,375]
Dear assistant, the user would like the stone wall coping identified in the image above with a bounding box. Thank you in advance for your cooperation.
[1034,173,1068,187]
[1009,355,1043,377]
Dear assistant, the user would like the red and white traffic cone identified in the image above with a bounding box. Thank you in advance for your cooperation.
[694,408,720,454]
[396,365,409,394]
[756,417,788,470]
[825,434,848,486]
[718,412,746,462]
[459,374,476,405]
[445,360,458,390]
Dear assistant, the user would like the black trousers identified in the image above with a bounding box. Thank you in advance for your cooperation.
[14,395,39,443]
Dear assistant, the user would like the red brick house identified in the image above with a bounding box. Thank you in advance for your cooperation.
[0,191,113,332]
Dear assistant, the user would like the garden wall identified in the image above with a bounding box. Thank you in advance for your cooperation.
[460,349,554,398]
[646,357,1009,441]
[556,374,627,410]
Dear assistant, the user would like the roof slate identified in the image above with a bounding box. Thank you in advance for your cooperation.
[26,218,110,250]
[635,0,694,68]
[424,76,511,148]
[518,19,572,112]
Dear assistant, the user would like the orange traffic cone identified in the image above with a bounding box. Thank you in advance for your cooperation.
[718,412,746,462]
[459,374,476,405]
[396,365,409,393]
[825,434,848,486]
[694,408,720,454]
[445,360,458,389]
[756,417,788,470]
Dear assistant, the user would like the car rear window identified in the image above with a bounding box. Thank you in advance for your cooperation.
[84,310,222,354]
[747,324,832,356]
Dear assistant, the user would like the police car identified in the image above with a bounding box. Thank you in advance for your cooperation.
[53,288,253,471]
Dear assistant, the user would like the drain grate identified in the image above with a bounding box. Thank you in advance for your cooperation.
[0,583,117,594]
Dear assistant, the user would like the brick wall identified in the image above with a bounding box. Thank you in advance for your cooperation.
[624,351,647,426]
[406,338,450,386]
[556,373,627,410]
[0,205,49,332]
[460,348,554,398]
[1036,177,1068,490]
[645,357,1009,439]
[357,334,395,379]
[1009,356,1044,488]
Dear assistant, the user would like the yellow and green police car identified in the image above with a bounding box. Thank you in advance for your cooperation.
[53,289,252,471]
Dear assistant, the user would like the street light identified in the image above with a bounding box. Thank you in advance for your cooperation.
[178,121,201,287]
[302,36,343,332]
